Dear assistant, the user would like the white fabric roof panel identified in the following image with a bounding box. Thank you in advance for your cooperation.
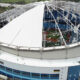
[0,4,45,48]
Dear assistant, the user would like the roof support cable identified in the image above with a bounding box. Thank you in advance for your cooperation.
[50,6,74,32]
[51,5,80,43]
[51,5,75,31]
[74,17,78,42]
[8,26,22,47]
[53,7,73,29]
[43,6,50,48]
[46,5,67,46]
[46,4,68,59]
[52,4,80,43]
[51,4,79,26]
[43,9,45,48]
[42,7,45,58]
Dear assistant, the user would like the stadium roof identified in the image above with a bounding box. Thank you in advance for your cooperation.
[0,2,80,51]
[0,4,45,48]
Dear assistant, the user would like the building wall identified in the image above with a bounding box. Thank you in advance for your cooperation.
[0,64,59,80]
[0,58,68,80]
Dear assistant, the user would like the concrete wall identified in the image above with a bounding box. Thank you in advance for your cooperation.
[0,45,80,60]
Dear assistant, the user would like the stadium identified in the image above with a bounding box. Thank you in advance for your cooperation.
[0,1,80,80]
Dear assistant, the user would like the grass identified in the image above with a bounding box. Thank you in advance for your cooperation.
[0,6,14,13]
[0,0,79,4]
[0,0,47,4]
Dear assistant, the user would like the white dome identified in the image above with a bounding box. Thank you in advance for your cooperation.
[0,2,80,51]
[0,4,45,48]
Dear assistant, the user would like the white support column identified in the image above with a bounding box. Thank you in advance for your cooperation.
[59,67,68,80]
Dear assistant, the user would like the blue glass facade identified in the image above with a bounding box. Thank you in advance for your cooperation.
[67,65,80,80]
[0,65,59,80]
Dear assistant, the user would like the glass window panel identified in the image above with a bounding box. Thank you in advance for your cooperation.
[22,79,30,80]
[13,70,20,75]
[32,73,40,78]
[6,67,12,73]
[22,72,30,77]
[50,74,59,79]
[14,77,21,80]
[41,74,49,79]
